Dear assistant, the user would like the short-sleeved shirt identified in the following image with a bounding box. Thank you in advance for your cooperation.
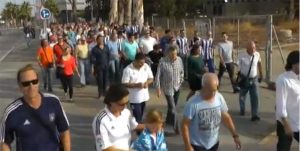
[183,91,228,149]
[139,37,157,54]
[218,41,233,63]
[237,51,261,78]
[53,43,67,64]
[122,63,154,103]
[76,43,89,59]
[92,107,138,151]
[106,40,119,59]
[122,41,139,61]
[37,46,54,68]
[0,93,69,151]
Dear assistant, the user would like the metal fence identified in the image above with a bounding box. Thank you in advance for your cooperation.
[148,15,290,83]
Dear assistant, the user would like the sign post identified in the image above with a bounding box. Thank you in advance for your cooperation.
[40,7,51,39]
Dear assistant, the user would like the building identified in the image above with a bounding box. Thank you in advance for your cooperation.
[56,0,86,22]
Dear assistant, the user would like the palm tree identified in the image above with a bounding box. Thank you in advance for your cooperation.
[18,2,32,21]
[124,0,132,24]
[118,0,125,25]
[109,0,118,24]
[132,0,144,26]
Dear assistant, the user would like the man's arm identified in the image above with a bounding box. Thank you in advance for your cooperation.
[221,112,241,150]
[181,117,193,151]
[258,61,263,79]
[60,130,71,151]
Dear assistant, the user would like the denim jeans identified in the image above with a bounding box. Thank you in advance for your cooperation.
[239,78,259,117]
[192,142,219,151]
[42,67,53,91]
[204,59,215,73]
[130,102,146,123]
[165,90,180,130]
[109,58,120,84]
[78,59,90,85]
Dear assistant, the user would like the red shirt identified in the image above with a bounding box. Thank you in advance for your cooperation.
[53,43,66,64]
[62,56,76,76]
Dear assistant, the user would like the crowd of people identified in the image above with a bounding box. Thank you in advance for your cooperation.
[0,21,299,151]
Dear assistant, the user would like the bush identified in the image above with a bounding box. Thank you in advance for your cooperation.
[277,20,299,33]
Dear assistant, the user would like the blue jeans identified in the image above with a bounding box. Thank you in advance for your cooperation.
[78,59,90,85]
[109,58,120,84]
[42,67,53,91]
[130,102,146,123]
[239,78,259,117]
[204,59,215,73]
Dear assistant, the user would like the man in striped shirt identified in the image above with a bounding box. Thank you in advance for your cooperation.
[0,64,71,151]
[201,31,215,73]
[155,45,184,134]
[177,29,189,79]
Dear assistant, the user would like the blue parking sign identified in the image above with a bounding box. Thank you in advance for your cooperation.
[40,8,51,20]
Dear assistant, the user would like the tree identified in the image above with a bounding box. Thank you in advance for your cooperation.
[288,0,295,20]
[109,0,118,24]
[124,0,132,24]
[1,2,18,20]
[44,0,59,19]
[67,0,77,22]
[132,0,144,26]
[158,0,176,17]
[118,0,125,25]
[18,2,32,21]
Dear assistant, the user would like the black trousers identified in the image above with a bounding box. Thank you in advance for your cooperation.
[61,74,73,99]
[95,68,108,98]
[192,142,219,151]
[277,120,299,151]
[130,102,146,123]
[218,62,238,91]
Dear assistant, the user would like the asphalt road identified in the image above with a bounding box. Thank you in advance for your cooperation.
[0,30,298,151]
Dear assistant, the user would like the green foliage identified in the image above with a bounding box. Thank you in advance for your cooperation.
[1,2,18,20]
[158,0,177,17]
[17,2,32,20]
[44,0,59,17]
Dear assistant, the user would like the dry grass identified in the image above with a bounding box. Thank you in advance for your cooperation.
[277,20,299,33]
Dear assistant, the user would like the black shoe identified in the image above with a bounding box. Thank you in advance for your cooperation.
[240,111,245,116]
[233,87,240,93]
[251,116,260,122]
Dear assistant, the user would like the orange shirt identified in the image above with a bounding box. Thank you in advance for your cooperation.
[53,43,66,64]
[62,56,76,76]
[37,46,54,68]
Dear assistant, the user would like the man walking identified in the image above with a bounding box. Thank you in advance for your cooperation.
[217,32,240,93]
[107,32,121,83]
[182,73,241,151]
[201,31,215,73]
[276,50,299,150]
[122,53,154,123]
[0,64,71,151]
[37,39,55,92]
[155,45,184,134]
[237,41,263,121]
[75,36,90,87]
[177,29,189,78]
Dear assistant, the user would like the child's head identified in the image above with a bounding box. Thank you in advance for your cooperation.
[145,109,164,133]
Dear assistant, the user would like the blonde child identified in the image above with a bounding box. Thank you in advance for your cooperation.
[131,109,168,151]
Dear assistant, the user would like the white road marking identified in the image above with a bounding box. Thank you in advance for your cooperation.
[0,46,15,62]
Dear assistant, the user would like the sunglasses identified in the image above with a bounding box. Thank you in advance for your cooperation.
[20,79,39,87]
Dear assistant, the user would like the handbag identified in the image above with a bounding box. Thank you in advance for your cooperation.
[236,55,254,88]
[22,98,64,151]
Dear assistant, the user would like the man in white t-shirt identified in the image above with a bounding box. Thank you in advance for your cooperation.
[139,30,157,54]
[237,41,263,121]
[276,50,299,150]
[122,53,154,123]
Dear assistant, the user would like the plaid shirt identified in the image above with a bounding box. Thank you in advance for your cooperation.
[155,56,184,96]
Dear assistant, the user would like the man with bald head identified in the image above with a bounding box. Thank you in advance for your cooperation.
[237,41,263,122]
[182,73,241,151]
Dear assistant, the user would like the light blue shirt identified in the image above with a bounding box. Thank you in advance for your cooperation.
[122,41,139,61]
[106,40,119,59]
[131,128,167,151]
[183,91,228,149]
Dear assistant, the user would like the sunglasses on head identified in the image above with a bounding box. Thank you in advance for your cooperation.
[20,79,39,87]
